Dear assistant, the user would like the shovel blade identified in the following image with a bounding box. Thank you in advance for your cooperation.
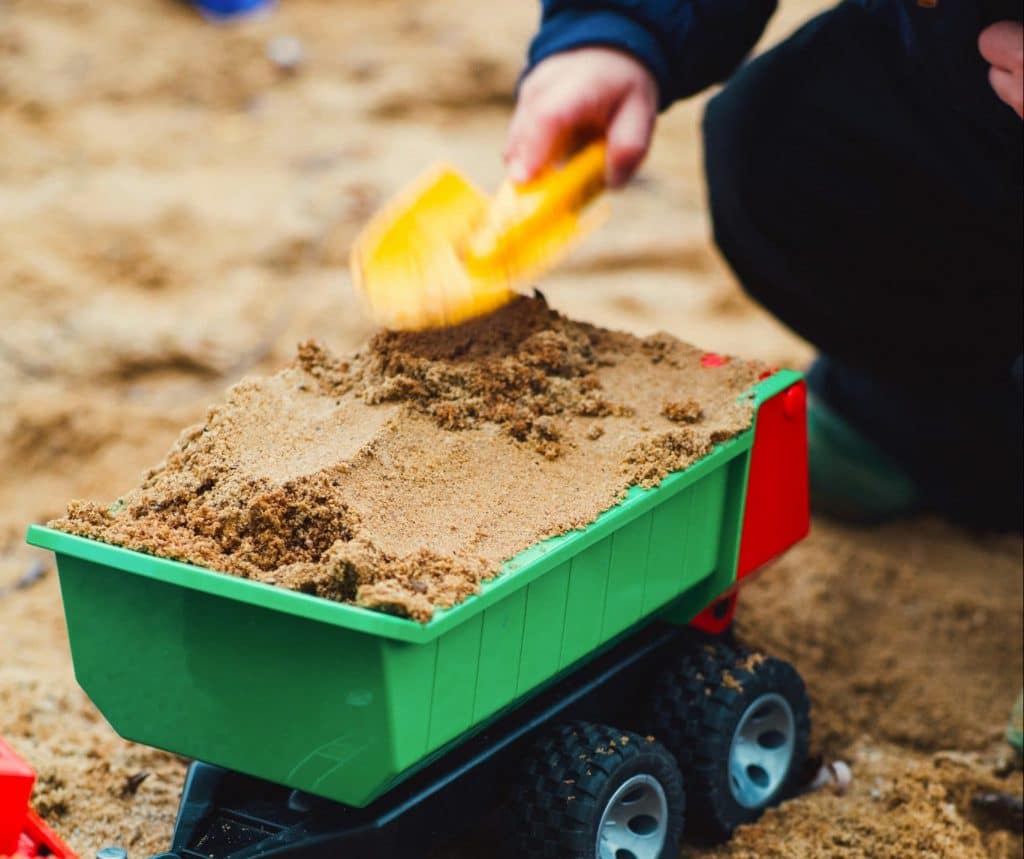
[351,165,517,331]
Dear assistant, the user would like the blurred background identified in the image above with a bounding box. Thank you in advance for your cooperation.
[0,1,1019,856]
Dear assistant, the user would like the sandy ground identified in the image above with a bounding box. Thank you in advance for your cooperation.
[0,0,1020,856]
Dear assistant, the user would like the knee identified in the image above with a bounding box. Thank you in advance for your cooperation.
[701,59,801,303]
[702,67,776,252]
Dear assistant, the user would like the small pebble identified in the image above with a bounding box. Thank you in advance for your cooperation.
[266,35,304,74]
[0,559,48,598]
[807,759,853,795]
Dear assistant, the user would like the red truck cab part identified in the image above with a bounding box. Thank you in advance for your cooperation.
[0,737,77,859]
[737,381,810,578]
[691,381,809,633]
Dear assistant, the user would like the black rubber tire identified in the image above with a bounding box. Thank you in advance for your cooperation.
[511,721,685,859]
[646,641,810,842]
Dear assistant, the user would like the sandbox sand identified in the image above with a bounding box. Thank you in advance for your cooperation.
[1,0,1020,856]
[51,298,761,621]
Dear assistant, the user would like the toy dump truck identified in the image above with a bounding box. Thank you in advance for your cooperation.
[26,368,811,859]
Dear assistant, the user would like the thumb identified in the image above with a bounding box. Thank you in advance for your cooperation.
[605,89,655,187]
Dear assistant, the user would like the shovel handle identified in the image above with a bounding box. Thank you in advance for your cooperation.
[525,139,607,214]
[466,141,607,263]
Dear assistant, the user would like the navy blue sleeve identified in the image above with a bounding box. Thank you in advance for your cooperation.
[526,0,778,109]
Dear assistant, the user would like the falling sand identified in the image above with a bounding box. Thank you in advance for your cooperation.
[50,297,762,621]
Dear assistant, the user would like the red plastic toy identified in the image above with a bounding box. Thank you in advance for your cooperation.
[690,380,809,635]
[0,737,77,859]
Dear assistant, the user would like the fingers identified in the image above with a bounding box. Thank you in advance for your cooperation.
[504,87,576,184]
[504,48,659,186]
[978,20,1024,73]
[989,66,1024,117]
[605,88,656,187]
[506,77,654,187]
[978,22,1022,117]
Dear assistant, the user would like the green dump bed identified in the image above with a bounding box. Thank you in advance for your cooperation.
[26,370,803,808]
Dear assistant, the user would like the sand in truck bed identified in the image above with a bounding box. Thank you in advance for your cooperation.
[50,296,763,621]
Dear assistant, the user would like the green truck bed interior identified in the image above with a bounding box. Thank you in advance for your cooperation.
[25,369,800,808]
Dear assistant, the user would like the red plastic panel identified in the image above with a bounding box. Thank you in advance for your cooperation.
[736,382,810,578]
[0,737,33,856]
[19,810,77,859]
[0,737,77,859]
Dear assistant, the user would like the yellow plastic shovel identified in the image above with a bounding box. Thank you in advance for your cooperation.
[350,141,608,331]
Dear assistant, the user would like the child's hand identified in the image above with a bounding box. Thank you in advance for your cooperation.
[504,47,659,188]
[979,21,1023,118]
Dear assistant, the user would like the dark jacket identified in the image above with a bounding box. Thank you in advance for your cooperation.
[526,0,1024,111]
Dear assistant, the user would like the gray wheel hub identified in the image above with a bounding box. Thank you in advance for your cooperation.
[596,774,668,859]
[728,691,796,809]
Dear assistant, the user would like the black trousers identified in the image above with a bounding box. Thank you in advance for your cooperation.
[704,0,1022,529]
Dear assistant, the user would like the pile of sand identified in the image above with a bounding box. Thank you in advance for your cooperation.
[51,297,762,621]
